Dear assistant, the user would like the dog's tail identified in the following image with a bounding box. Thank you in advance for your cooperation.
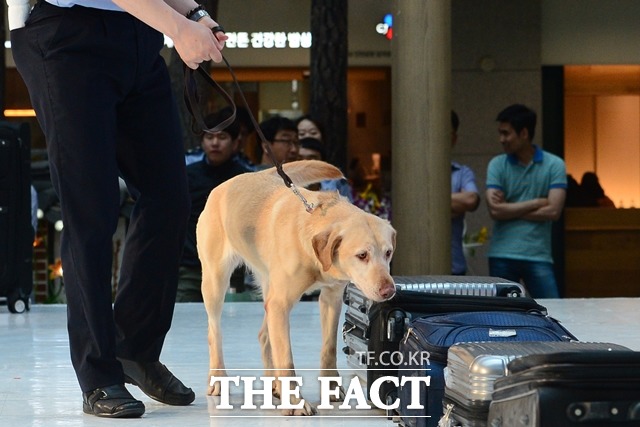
[271,160,344,187]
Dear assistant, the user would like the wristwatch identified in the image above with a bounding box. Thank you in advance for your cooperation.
[188,9,210,22]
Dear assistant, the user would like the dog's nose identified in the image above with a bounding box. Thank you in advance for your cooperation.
[379,283,396,300]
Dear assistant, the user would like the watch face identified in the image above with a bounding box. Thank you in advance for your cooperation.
[190,10,209,21]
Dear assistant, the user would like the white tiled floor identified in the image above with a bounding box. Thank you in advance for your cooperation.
[2,298,640,426]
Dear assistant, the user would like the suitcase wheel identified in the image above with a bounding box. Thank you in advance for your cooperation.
[386,310,408,342]
[8,289,30,314]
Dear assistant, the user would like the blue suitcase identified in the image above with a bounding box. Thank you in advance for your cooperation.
[396,311,577,427]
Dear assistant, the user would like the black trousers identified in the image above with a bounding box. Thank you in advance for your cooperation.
[11,2,190,392]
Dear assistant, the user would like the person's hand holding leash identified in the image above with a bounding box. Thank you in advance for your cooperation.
[172,17,227,69]
[113,0,227,69]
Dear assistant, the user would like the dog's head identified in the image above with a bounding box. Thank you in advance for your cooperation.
[312,213,396,302]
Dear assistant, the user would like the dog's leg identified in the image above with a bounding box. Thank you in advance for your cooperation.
[259,313,280,399]
[202,257,234,396]
[255,276,274,374]
[264,289,316,416]
[258,313,273,370]
[318,284,348,402]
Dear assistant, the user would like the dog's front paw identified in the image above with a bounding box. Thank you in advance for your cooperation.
[330,385,346,402]
[207,370,228,396]
[280,400,317,416]
[207,382,220,396]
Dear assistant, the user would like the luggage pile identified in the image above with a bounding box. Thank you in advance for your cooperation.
[342,276,640,427]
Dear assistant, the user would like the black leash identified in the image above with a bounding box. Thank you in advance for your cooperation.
[183,55,315,212]
[182,27,315,212]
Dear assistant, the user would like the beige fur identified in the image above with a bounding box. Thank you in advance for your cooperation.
[198,160,396,415]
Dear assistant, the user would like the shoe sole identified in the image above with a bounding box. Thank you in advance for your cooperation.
[83,403,145,418]
[124,376,195,406]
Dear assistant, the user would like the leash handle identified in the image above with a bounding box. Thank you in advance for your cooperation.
[182,56,294,189]
[183,64,236,135]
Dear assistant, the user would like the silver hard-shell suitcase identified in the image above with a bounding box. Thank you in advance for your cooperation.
[441,341,632,427]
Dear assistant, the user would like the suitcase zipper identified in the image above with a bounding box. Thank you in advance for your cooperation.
[440,325,571,343]
[403,326,449,363]
[401,326,418,345]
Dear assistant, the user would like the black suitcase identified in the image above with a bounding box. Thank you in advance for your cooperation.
[397,310,578,427]
[440,341,632,427]
[488,351,640,427]
[0,122,33,313]
[341,276,535,404]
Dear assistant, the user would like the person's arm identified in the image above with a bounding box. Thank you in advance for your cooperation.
[522,188,566,221]
[451,165,480,217]
[451,191,480,218]
[521,158,567,221]
[112,0,227,69]
[486,188,548,221]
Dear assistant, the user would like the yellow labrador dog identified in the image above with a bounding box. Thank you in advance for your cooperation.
[198,160,396,415]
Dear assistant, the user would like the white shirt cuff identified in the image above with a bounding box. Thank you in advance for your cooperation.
[7,1,32,30]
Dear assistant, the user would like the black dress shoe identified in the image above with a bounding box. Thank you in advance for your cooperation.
[82,384,145,418]
[119,358,195,405]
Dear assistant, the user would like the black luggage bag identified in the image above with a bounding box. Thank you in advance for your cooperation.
[342,276,535,404]
[488,351,640,427]
[440,341,631,427]
[0,122,33,313]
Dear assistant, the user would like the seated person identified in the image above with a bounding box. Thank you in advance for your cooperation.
[579,172,616,208]
[178,110,253,302]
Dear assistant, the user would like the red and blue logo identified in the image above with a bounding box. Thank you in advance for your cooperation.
[376,14,393,40]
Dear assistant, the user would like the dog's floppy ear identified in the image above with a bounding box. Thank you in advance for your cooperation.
[312,228,342,272]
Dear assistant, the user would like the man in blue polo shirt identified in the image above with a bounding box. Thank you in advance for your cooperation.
[486,104,567,298]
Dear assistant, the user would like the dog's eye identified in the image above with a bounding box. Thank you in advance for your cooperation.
[356,252,368,261]
[385,250,393,259]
